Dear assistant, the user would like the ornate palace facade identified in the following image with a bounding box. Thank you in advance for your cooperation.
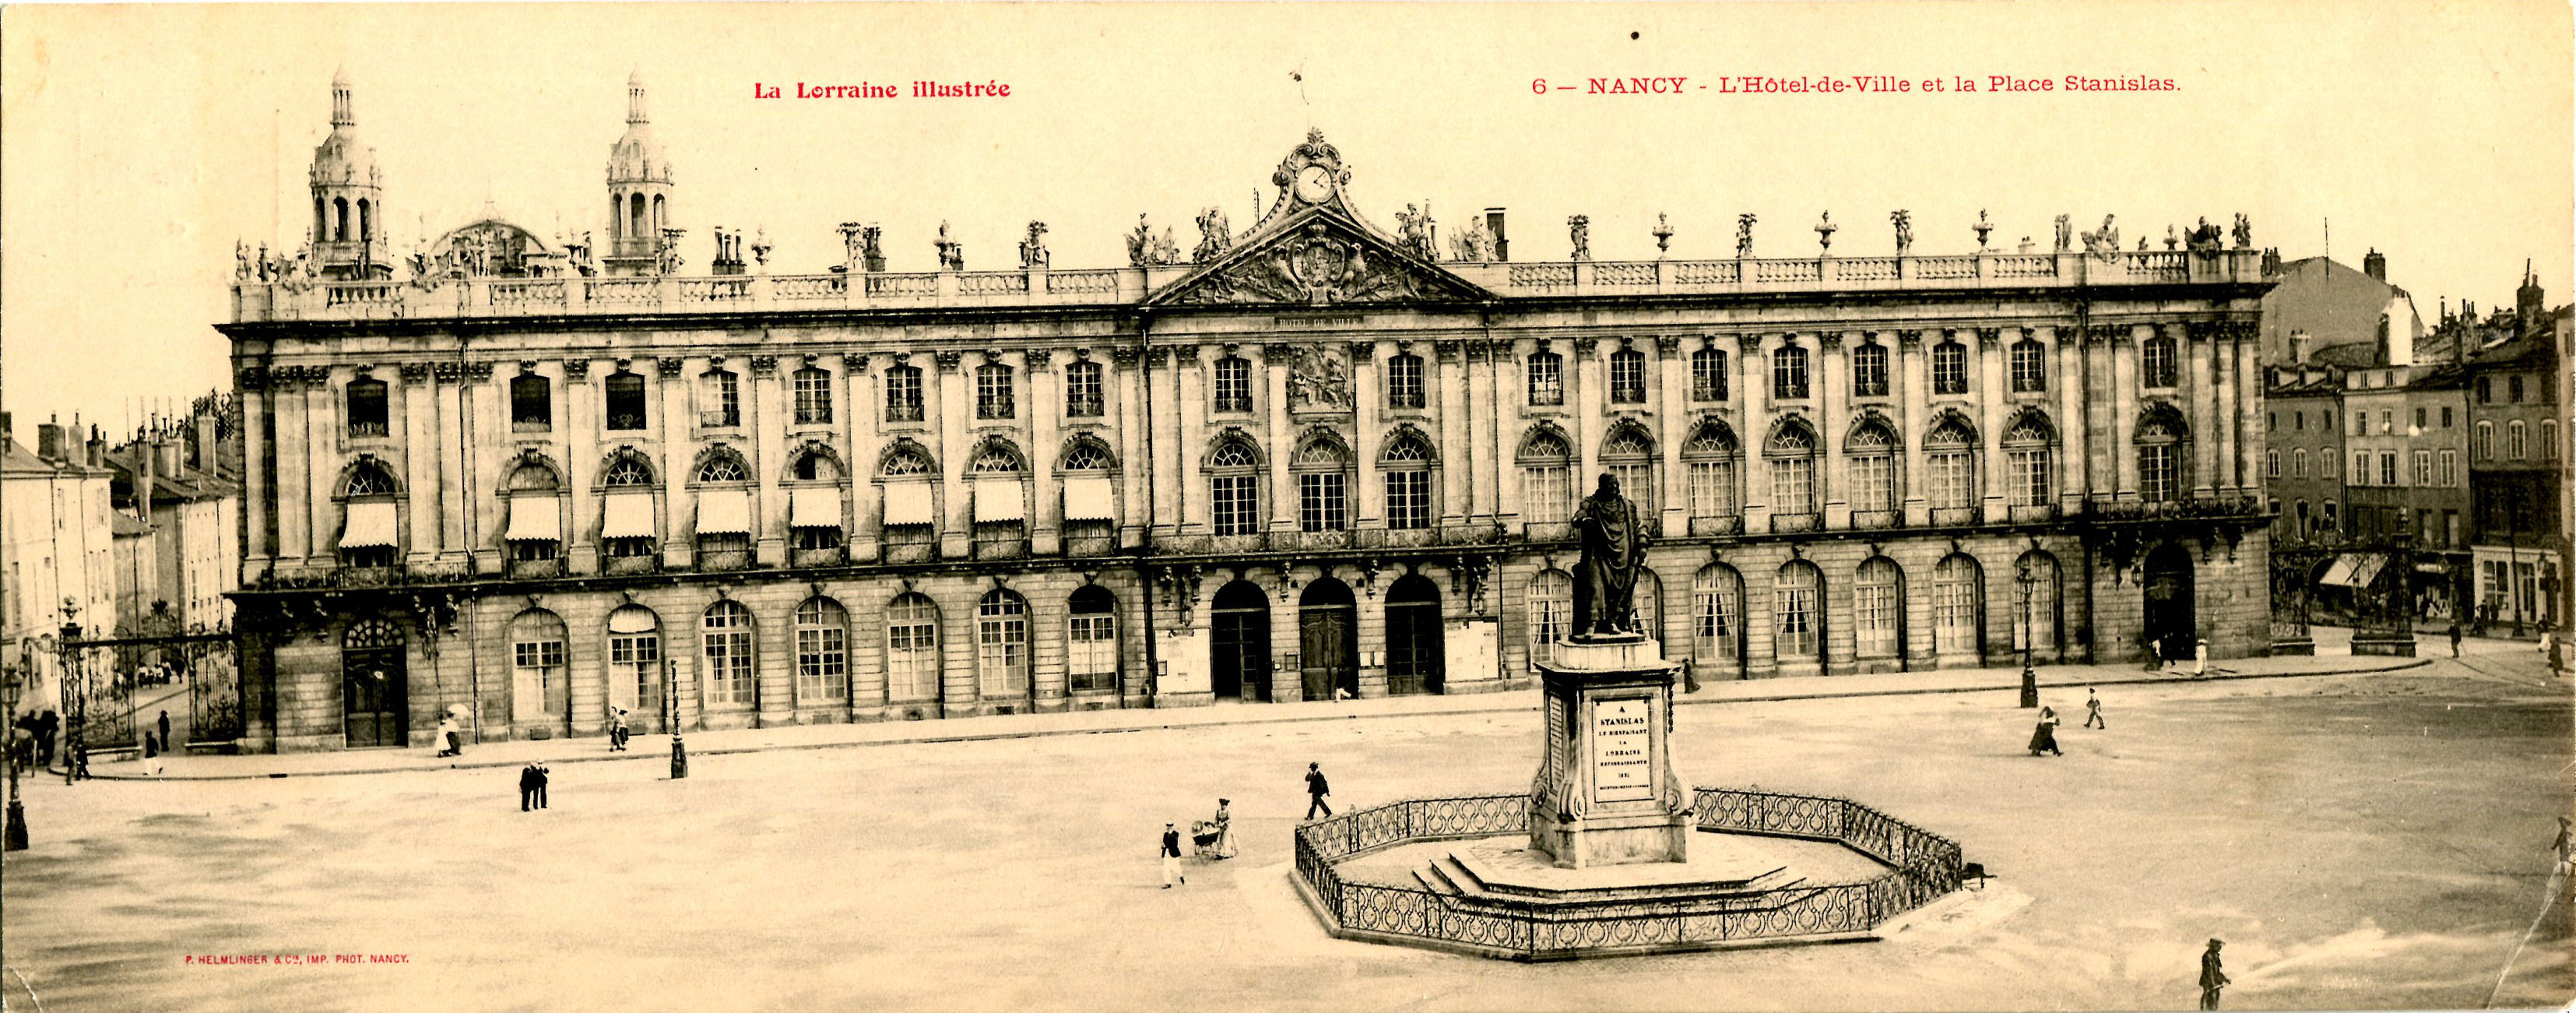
[225,76,2276,751]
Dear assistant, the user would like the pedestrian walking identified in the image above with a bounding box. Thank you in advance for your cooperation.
[534,762,550,809]
[2193,638,2209,677]
[2082,688,2106,730]
[2199,938,2230,1009]
[142,731,163,776]
[2448,623,2462,658]
[1160,823,1185,888]
[607,709,630,752]
[518,763,540,811]
[36,709,57,766]
[1304,762,1334,819]
[2027,707,2064,757]
[436,716,462,758]
[157,709,172,753]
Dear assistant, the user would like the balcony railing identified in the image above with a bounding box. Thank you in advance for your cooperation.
[1929,506,1981,526]
[1850,509,1901,530]
[1689,515,1745,536]
[1770,512,1819,533]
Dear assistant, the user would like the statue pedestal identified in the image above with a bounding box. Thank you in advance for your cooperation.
[1527,633,1692,869]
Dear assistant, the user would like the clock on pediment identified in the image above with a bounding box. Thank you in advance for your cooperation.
[1272,128,1351,211]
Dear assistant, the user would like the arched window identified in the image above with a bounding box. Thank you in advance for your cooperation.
[628,193,645,239]
[975,362,1016,420]
[698,368,740,428]
[2142,334,2179,389]
[1519,429,1573,523]
[792,367,834,424]
[1766,421,1817,517]
[1850,342,1889,398]
[794,597,849,704]
[972,443,1024,473]
[792,448,839,482]
[333,197,350,242]
[343,459,399,498]
[1854,557,1903,659]
[1212,355,1254,413]
[970,441,1028,544]
[357,199,372,243]
[1932,554,1984,657]
[504,462,563,562]
[2291,448,2307,479]
[695,448,749,484]
[1691,346,1730,402]
[1691,564,1743,664]
[600,452,657,560]
[1063,359,1105,417]
[2004,413,2054,508]
[1067,585,1119,693]
[1845,420,1899,516]
[1527,350,1565,406]
[976,589,1030,700]
[1772,344,1810,400]
[605,605,660,719]
[1927,417,1978,514]
[884,364,926,423]
[2010,338,2047,392]
[1386,351,1426,410]
[881,444,935,477]
[1061,438,1115,471]
[701,600,754,708]
[1209,436,1262,536]
[1527,568,1573,665]
[1931,339,1970,395]
[1292,434,1351,533]
[508,609,568,722]
[1382,431,1435,530]
[2507,420,2528,459]
[886,593,940,703]
[1609,347,1647,403]
[346,377,390,438]
[2474,420,2494,460]
[603,453,655,487]
[1774,561,1822,660]
[511,374,552,431]
[604,371,648,431]
[1682,421,1740,520]
[789,449,844,550]
[1601,426,1657,515]
[2136,410,2188,503]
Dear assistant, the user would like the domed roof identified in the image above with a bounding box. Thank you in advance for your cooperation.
[606,72,673,185]
[310,71,380,189]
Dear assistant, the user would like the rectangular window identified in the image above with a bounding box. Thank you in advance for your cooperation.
[511,375,553,431]
[703,627,752,706]
[2008,448,2051,506]
[2414,407,2427,431]
[2439,449,2456,486]
[1068,614,1119,693]
[2508,421,2528,459]
[1770,457,1815,515]
[2442,406,2454,427]
[1609,352,1646,404]
[2140,445,2179,503]
[1928,452,1975,510]
[1773,348,1810,401]
[1385,355,1425,410]
[2413,450,2432,486]
[2266,450,2279,478]
[511,638,565,719]
[605,373,648,430]
[1211,475,1259,536]
[795,624,848,702]
[1297,473,1348,532]
[2510,375,2525,403]
[792,369,834,424]
[2010,342,2046,393]
[1692,350,1730,402]
[887,614,939,702]
[1386,470,1431,529]
[1931,343,1969,396]
[1854,579,1898,656]
[1063,362,1105,418]
[883,368,924,423]
[1687,461,1735,516]
[698,371,740,428]
[2380,410,2393,434]
[346,381,389,438]
[2353,452,2370,483]
[1608,463,1654,516]
[1212,357,1253,413]
[2379,452,2397,486]
[2321,450,2337,479]
[1692,582,1737,662]
[2142,339,2178,389]
[1524,466,1571,523]
[1850,455,1896,512]
[2475,424,2493,460]
[976,366,1016,420]
[1775,579,1819,658]
[1527,354,1564,406]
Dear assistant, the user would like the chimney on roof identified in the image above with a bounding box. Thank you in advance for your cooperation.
[2517,258,2545,332]
[137,430,157,522]
[1,411,12,446]
[1486,208,1508,263]
[2363,248,2386,282]
[36,420,63,462]
[192,411,217,472]
[86,425,106,469]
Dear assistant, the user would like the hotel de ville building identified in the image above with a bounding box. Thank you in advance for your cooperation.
[225,74,2276,751]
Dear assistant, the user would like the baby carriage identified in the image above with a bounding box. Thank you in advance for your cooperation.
[1190,820,1233,860]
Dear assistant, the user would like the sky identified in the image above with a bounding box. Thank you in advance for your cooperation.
[3,2,2568,441]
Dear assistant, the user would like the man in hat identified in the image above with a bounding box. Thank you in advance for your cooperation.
[1304,762,1333,819]
[518,763,540,812]
[1159,823,1184,888]
[2199,938,2230,1009]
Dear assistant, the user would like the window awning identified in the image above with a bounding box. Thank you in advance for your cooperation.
[882,480,936,527]
[505,494,561,542]
[2320,553,2391,589]
[2318,555,2358,587]
[695,488,751,536]
[1062,475,1117,522]
[790,485,843,529]
[975,479,1026,523]
[339,500,399,549]
[602,491,655,539]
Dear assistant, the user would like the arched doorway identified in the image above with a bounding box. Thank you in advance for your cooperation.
[2144,542,2197,662]
[1210,581,1271,703]
[341,617,409,748]
[1300,578,1359,700]
[1384,575,1445,696]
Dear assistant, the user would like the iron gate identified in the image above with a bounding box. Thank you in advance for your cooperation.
[58,627,242,770]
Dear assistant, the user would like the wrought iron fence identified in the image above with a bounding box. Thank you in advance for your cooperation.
[1293,789,1964,959]
[58,629,244,769]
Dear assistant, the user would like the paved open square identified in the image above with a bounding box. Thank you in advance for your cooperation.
[4,645,2570,1011]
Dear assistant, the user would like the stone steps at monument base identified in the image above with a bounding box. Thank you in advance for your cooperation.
[1411,851,1822,914]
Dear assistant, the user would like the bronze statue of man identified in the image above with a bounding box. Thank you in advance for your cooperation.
[1571,473,1650,637]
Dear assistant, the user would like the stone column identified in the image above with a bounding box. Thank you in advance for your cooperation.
[401,364,439,562]
[2233,322,2262,497]
[271,370,311,562]
[1896,330,1928,526]
[1175,346,1208,533]
[750,355,788,567]
[1110,346,1147,546]
[1655,335,1688,533]
[1147,348,1182,538]
[1436,341,1469,526]
[1977,328,2008,519]
[1571,338,1600,488]
[434,363,471,565]
[1737,334,1769,529]
[2078,332,2113,505]
[1262,344,1295,534]
[238,368,272,570]
[305,371,338,566]
[655,358,688,568]
[2112,326,2141,501]
[1028,350,1063,555]
[2050,326,2086,512]
[460,362,497,573]
[1816,331,1848,528]
[2183,322,2216,500]
[1351,341,1383,529]
[562,358,597,575]
[935,350,972,558]
[1495,341,1524,523]
[845,353,877,560]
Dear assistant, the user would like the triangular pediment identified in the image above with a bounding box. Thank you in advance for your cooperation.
[1147,206,1492,308]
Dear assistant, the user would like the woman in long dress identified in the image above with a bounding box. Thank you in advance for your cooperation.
[1210,799,1236,859]
[2028,707,2063,757]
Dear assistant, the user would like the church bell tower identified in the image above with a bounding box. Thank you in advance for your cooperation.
[603,71,677,276]
[308,68,390,280]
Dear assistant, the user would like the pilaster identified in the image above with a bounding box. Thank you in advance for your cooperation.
[1436,340,1469,526]
[1028,349,1063,555]
[1816,331,1849,528]
[1896,330,1928,526]
[1977,327,2008,517]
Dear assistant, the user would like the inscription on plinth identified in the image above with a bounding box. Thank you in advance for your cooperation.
[1590,698,1655,804]
[1529,635,1692,869]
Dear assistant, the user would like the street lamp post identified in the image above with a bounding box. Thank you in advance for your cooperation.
[58,619,83,784]
[5,644,29,851]
[665,655,687,779]
[2016,561,2038,709]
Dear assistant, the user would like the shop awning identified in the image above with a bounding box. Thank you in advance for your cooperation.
[882,481,936,527]
[695,488,751,536]
[2318,554,2360,588]
[2321,553,2390,589]
[975,479,1026,523]
[602,491,655,538]
[1062,475,1116,522]
[2351,554,2389,589]
[339,500,399,549]
[789,485,842,529]
[504,494,561,542]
